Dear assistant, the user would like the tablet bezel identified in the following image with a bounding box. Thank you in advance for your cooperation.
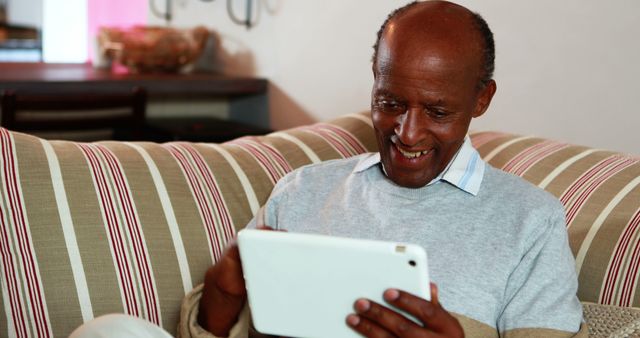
[237,229,430,338]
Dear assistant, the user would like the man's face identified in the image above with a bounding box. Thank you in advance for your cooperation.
[372,23,494,188]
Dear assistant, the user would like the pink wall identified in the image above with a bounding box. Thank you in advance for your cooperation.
[87,0,148,61]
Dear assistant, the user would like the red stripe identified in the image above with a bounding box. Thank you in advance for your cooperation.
[511,143,568,177]
[318,124,367,154]
[301,127,349,157]
[81,145,136,315]
[99,146,158,322]
[80,144,139,316]
[602,211,636,304]
[238,137,290,172]
[230,141,280,184]
[253,140,293,174]
[566,159,632,225]
[181,144,235,244]
[0,129,28,337]
[510,143,558,176]
[315,126,358,154]
[470,132,508,149]
[602,209,639,304]
[306,127,351,157]
[0,208,27,337]
[80,146,129,314]
[98,145,159,324]
[3,129,49,337]
[313,126,356,156]
[167,145,223,260]
[238,142,282,181]
[600,201,635,304]
[99,146,154,319]
[502,140,550,172]
[621,211,640,306]
[168,145,221,259]
[245,140,292,178]
[560,157,618,205]
[603,208,640,305]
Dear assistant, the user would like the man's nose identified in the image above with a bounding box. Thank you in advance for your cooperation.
[394,108,427,147]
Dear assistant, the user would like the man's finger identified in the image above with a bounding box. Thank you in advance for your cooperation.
[383,287,462,335]
[346,313,397,338]
[351,298,426,337]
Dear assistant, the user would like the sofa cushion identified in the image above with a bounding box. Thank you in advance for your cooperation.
[0,113,376,337]
[471,132,640,309]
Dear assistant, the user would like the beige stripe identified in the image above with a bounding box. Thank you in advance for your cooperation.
[539,149,600,189]
[126,143,193,295]
[41,140,94,323]
[576,175,640,273]
[143,145,212,289]
[8,132,53,337]
[347,112,374,127]
[80,145,135,317]
[206,143,260,214]
[483,136,532,163]
[56,142,124,321]
[270,132,322,164]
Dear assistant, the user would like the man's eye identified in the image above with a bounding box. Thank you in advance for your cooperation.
[378,100,404,111]
[429,109,449,119]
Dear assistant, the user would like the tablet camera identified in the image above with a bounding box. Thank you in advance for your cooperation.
[409,260,416,267]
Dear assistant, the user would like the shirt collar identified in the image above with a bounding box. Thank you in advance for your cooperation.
[353,136,485,195]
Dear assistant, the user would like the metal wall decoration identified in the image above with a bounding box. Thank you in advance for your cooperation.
[150,0,256,29]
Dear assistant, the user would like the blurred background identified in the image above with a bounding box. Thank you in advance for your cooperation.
[0,0,638,153]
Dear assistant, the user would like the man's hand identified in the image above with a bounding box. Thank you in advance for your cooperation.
[347,283,464,338]
[198,225,275,336]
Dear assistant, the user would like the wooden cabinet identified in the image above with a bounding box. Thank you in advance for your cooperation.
[0,63,270,141]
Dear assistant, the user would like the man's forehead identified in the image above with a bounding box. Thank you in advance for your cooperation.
[375,35,479,79]
[375,3,483,78]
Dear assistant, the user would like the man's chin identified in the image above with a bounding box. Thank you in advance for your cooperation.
[387,173,432,189]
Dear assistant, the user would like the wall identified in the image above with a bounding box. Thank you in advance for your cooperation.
[139,1,640,154]
[6,0,42,27]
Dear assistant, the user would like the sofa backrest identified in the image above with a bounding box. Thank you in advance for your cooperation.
[0,111,638,337]
[0,113,376,337]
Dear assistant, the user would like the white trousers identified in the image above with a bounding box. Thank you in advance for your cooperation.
[69,314,174,338]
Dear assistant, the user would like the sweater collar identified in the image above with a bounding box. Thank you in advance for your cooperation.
[353,136,485,196]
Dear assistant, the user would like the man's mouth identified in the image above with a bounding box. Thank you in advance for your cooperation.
[396,146,430,159]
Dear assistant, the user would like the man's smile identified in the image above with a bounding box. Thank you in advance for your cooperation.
[390,142,434,168]
[395,145,431,159]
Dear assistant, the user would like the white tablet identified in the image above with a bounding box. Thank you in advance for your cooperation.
[237,229,430,338]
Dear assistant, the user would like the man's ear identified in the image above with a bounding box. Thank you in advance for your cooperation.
[372,63,378,80]
[472,79,497,118]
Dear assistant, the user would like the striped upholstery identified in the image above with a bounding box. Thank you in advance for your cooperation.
[0,111,638,337]
[0,113,376,337]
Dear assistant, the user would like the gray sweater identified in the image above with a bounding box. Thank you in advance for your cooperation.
[257,153,584,337]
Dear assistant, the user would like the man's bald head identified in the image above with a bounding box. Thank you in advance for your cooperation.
[372,1,495,89]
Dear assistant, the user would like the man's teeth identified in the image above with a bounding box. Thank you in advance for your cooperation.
[397,148,429,158]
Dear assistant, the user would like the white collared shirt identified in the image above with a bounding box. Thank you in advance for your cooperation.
[352,135,485,195]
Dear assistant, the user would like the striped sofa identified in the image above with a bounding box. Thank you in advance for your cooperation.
[0,112,637,337]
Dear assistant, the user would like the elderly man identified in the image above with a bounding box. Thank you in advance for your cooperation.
[197,1,586,338]
[72,1,586,337]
